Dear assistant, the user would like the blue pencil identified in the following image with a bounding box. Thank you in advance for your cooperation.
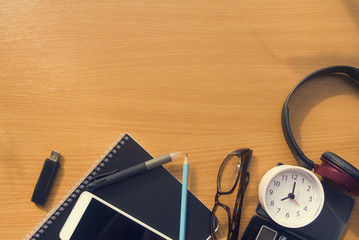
[179,153,189,240]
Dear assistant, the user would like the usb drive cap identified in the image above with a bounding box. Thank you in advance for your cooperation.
[31,151,60,205]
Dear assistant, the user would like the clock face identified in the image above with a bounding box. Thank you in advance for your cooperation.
[258,165,325,228]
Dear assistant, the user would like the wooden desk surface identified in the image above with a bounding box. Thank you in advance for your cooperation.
[1,1,359,239]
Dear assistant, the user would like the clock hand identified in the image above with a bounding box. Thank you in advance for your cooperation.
[292,198,300,206]
[281,182,300,203]
[281,196,289,201]
[288,183,300,206]
[291,182,296,194]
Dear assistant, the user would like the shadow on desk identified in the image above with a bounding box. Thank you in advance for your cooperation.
[343,0,359,31]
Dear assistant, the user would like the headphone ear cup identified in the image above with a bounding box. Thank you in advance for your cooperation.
[321,152,359,183]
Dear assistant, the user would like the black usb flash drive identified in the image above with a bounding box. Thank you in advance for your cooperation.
[31,151,60,205]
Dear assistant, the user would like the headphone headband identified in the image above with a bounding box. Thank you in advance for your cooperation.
[281,66,359,170]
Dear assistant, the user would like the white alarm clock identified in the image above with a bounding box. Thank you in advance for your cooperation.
[258,165,325,228]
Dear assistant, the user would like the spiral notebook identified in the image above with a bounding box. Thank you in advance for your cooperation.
[24,134,212,240]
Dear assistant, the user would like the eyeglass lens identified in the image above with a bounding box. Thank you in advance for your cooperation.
[218,154,241,193]
[211,206,230,239]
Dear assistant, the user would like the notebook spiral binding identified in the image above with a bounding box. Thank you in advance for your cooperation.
[23,134,128,240]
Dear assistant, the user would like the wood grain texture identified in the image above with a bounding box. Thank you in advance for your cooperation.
[1,0,359,239]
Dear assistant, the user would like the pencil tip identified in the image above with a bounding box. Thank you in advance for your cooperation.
[184,153,188,164]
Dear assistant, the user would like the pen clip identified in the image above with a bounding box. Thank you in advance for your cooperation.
[89,169,119,183]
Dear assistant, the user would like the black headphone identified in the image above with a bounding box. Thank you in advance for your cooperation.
[281,66,359,196]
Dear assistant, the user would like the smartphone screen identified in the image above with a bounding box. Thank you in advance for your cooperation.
[66,197,170,240]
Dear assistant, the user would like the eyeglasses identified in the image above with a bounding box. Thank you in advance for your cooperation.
[210,148,252,240]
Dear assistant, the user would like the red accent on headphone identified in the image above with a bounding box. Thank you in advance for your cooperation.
[314,158,359,196]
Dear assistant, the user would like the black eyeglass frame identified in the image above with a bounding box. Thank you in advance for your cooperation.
[210,148,252,240]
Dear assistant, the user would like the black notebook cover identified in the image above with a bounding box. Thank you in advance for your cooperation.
[25,134,212,240]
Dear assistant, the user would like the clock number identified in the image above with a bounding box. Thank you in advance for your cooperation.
[309,196,312,202]
[296,211,300,217]
[292,174,298,180]
[277,208,281,214]
[273,181,280,187]
[302,178,305,184]
[269,189,274,195]
[286,212,290,218]
[304,206,308,211]
[282,175,288,181]
[307,186,311,192]
[270,200,274,206]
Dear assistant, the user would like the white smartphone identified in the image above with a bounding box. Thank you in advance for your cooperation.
[60,191,173,240]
